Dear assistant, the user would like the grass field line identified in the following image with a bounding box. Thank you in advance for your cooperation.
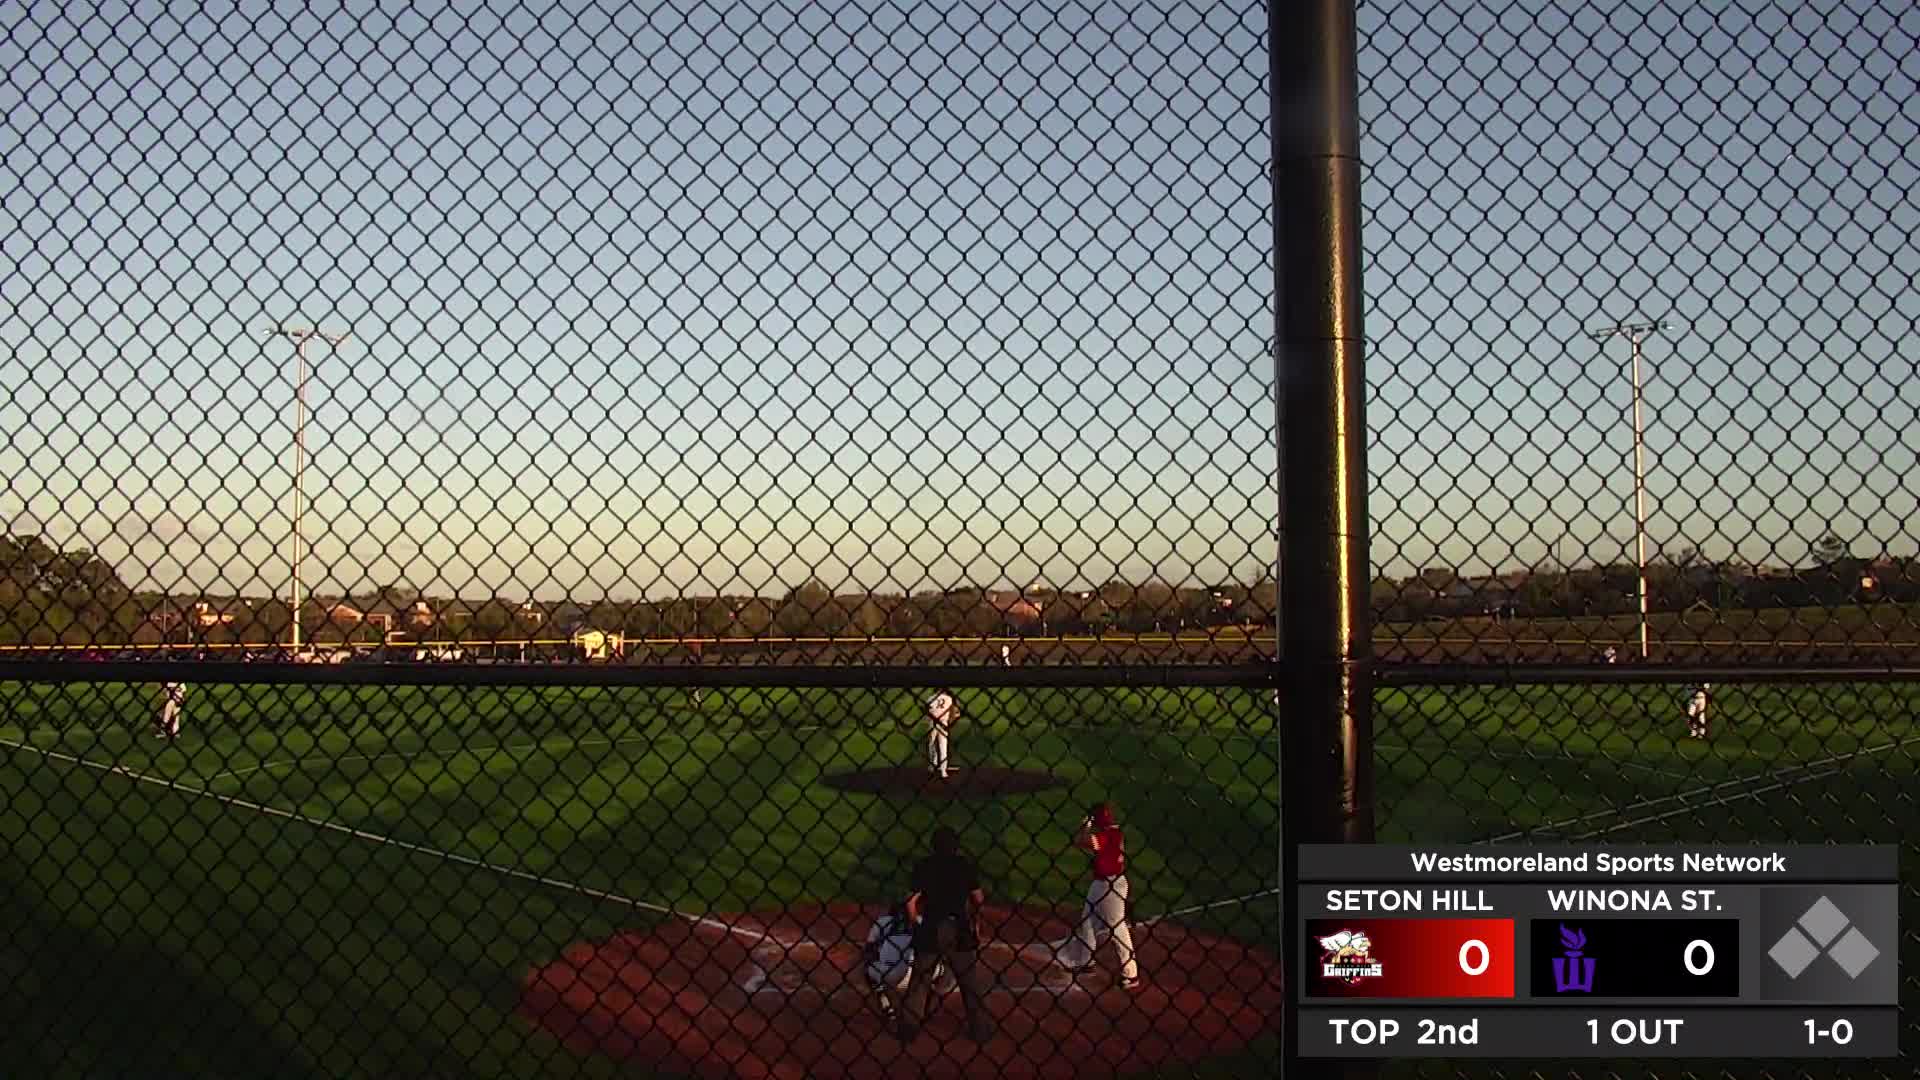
[1572,766,1849,841]
[203,728,760,784]
[1015,883,1283,962]
[196,722,1273,786]
[1485,732,1920,842]
[1484,749,1693,784]
[1139,886,1281,924]
[4,735,1266,938]
[0,735,767,947]
[1616,759,1696,781]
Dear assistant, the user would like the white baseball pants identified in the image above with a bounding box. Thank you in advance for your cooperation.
[1059,875,1137,980]
[159,686,184,738]
[926,727,949,777]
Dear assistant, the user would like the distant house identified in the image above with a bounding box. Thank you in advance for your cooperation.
[573,627,624,661]
[435,599,477,627]
[144,599,237,634]
[324,601,389,633]
[389,599,434,630]
[983,590,1043,627]
[326,595,438,638]
[191,600,236,627]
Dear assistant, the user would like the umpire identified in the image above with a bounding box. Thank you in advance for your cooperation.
[898,826,993,1043]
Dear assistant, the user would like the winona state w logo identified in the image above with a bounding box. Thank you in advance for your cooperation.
[1552,925,1596,992]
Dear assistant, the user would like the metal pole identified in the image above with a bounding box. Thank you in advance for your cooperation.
[267,326,348,653]
[1587,319,1669,660]
[1274,1,1373,1075]
[1630,332,1650,659]
[293,335,306,651]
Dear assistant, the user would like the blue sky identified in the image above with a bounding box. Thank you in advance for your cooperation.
[0,0,1914,602]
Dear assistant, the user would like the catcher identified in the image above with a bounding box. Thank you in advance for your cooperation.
[861,900,955,1025]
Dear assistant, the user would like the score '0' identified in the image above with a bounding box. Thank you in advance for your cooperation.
[1459,939,1489,976]
[1684,939,1715,975]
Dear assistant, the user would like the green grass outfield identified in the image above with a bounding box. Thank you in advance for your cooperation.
[1375,681,1920,1080]
[2,680,1913,1079]
[0,683,1278,1080]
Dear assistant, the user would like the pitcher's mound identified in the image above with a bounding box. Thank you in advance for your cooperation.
[822,765,1065,798]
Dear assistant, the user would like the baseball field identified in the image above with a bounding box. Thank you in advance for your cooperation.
[1372,680,1920,1079]
[1,678,1913,1078]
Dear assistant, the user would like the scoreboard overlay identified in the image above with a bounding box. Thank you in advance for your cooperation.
[1296,845,1899,1057]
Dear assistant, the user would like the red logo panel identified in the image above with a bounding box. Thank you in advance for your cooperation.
[1304,918,1516,999]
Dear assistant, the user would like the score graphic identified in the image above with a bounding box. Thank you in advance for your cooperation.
[1529,919,1740,998]
[1305,918,1515,998]
[1297,846,1901,1058]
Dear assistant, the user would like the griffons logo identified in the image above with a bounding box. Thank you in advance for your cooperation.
[1318,929,1384,983]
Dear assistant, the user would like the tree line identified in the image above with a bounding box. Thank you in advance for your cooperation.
[1374,539,1917,622]
[4,530,1913,646]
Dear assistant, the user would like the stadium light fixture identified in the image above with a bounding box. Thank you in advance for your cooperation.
[264,325,350,651]
[1586,318,1674,660]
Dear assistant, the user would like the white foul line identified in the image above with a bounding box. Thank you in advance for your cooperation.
[1572,766,1847,840]
[4,734,1273,997]
[0,736,761,944]
[1617,759,1695,781]
[1486,732,1920,843]
[1141,886,1281,924]
[207,731,679,784]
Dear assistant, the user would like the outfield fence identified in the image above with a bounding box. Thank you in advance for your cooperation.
[1,1,1916,1080]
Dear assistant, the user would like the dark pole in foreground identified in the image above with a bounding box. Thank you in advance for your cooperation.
[1273,0,1375,1075]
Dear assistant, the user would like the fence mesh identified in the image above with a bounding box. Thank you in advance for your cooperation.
[1357,1,1920,1078]
[0,2,1282,1078]
[0,0,1915,1078]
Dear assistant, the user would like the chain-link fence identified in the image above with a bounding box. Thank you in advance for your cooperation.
[1358,1,1920,1078]
[0,2,1282,1078]
[1,0,1915,1078]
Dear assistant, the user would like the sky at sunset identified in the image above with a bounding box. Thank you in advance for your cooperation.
[0,0,1914,601]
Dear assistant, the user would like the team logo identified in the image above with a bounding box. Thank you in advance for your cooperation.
[1552,924,1596,992]
[1318,929,1384,983]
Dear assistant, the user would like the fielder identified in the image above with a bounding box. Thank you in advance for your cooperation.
[687,640,704,708]
[925,688,959,780]
[1057,802,1141,990]
[156,681,186,740]
[1000,643,1012,667]
[1685,682,1712,739]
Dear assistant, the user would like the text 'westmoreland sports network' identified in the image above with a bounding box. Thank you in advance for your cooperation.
[1408,851,1791,876]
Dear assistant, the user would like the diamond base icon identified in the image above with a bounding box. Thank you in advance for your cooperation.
[1767,928,1819,979]
[1761,887,1897,1003]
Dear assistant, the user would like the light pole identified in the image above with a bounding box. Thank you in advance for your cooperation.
[265,325,349,651]
[1587,318,1671,660]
